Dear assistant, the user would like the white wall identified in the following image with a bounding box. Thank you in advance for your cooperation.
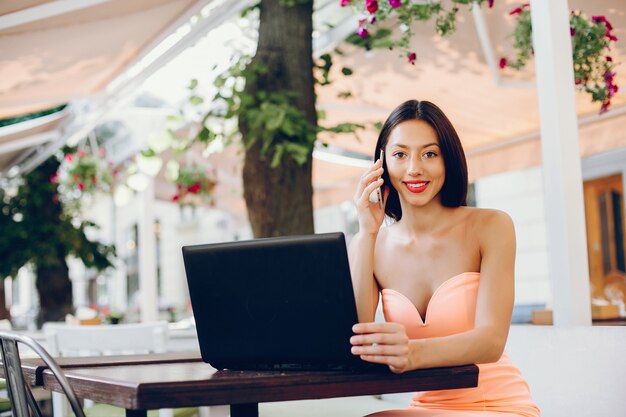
[475,167,552,306]
[506,325,626,417]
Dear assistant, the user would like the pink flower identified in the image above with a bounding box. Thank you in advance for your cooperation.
[570,27,575,36]
[600,100,611,114]
[171,194,180,202]
[388,0,401,8]
[509,3,529,15]
[356,26,369,39]
[604,71,615,84]
[488,0,494,8]
[341,0,350,6]
[608,84,619,98]
[592,16,612,31]
[408,52,416,65]
[65,153,74,162]
[366,0,378,14]
[78,183,85,191]
[50,173,59,184]
[77,150,87,157]
[98,148,106,157]
[369,15,376,24]
[499,57,507,69]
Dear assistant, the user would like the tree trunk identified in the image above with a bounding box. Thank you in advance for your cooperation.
[241,0,316,238]
[0,280,9,320]
[36,259,73,328]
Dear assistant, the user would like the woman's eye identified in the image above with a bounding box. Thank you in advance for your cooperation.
[423,151,438,158]
[392,152,407,158]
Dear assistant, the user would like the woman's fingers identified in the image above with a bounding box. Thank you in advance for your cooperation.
[353,322,404,334]
[355,161,384,199]
[350,322,411,372]
[359,179,384,206]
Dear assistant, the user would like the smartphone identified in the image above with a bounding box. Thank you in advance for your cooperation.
[376,149,384,208]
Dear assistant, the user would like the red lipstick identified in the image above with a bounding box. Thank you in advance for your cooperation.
[403,180,429,193]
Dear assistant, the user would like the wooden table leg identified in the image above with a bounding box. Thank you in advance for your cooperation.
[125,409,148,417]
[231,403,259,417]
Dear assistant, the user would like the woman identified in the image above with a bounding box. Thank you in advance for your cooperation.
[349,100,540,417]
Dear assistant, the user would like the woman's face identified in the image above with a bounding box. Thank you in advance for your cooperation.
[384,119,445,208]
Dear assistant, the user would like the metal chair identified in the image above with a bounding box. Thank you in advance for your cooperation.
[0,330,86,417]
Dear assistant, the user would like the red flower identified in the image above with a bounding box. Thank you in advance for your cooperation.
[600,100,611,114]
[509,3,529,15]
[388,0,401,9]
[78,183,85,191]
[499,57,507,69]
[356,26,369,39]
[606,56,613,62]
[340,0,350,6]
[50,173,59,184]
[488,0,494,8]
[575,78,583,85]
[407,52,416,65]
[570,27,575,36]
[65,153,74,162]
[592,16,612,31]
[366,0,378,14]
[187,183,201,193]
[171,194,180,202]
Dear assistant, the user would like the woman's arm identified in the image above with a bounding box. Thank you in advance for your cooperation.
[349,232,380,323]
[349,157,389,323]
[351,209,516,371]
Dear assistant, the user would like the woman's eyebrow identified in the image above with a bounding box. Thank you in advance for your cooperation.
[389,142,439,149]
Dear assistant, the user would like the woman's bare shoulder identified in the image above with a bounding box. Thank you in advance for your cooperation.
[464,207,515,243]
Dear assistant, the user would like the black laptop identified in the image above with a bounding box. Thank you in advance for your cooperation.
[182,232,385,372]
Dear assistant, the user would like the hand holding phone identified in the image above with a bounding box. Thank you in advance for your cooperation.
[375,149,385,209]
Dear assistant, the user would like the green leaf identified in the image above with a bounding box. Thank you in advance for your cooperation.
[188,79,198,90]
[189,95,204,106]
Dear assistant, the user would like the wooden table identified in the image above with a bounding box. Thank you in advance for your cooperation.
[5,353,479,417]
[43,361,477,417]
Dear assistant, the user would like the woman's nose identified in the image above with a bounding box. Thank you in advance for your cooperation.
[408,159,422,176]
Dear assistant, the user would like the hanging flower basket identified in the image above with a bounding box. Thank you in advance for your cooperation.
[501,6,619,113]
[341,0,495,63]
[52,149,114,209]
[170,164,217,207]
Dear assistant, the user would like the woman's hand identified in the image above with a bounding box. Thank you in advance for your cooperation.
[351,322,412,374]
[354,158,389,235]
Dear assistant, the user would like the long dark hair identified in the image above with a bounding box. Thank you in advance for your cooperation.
[375,100,468,221]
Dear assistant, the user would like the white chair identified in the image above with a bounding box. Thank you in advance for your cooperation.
[43,322,202,417]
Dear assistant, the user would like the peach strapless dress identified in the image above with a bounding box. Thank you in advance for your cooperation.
[366,272,540,417]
